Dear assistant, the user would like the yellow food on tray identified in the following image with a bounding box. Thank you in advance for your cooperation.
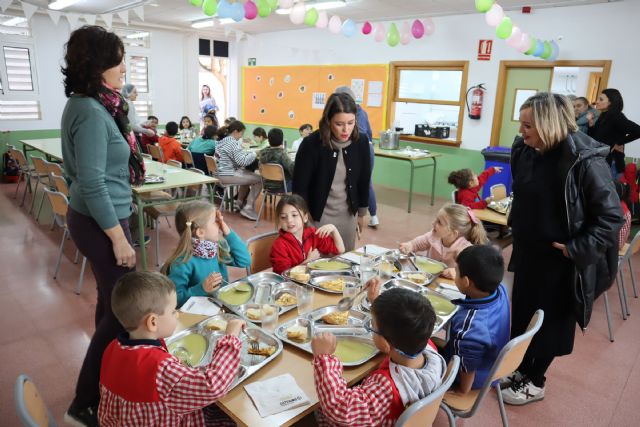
[406,273,427,284]
[246,305,277,320]
[205,318,228,331]
[334,340,376,364]
[309,260,350,270]
[248,345,276,356]
[322,311,349,325]
[320,278,345,291]
[289,266,310,283]
[286,325,308,342]
[275,293,297,306]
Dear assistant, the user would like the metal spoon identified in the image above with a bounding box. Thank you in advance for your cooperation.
[408,251,420,271]
[336,283,370,312]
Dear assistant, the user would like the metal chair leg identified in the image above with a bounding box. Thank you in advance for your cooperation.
[14,171,23,199]
[74,256,87,295]
[619,272,631,316]
[603,291,614,342]
[156,219,161,267]
[53,229,67,279]
[20,174,30,207]
[616,276,628,320]
[74,249,80,264]
[495,383,509,427]
[440,403,456,427]
[628,258,638,298]
[35,191,47,223]
[28,176,41,214]
[254,192,268,228]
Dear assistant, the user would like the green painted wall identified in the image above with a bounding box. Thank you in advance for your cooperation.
[498,68,552,147]
[1,129,61,172]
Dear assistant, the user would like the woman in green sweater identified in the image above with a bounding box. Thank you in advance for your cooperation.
[61,26,143,426]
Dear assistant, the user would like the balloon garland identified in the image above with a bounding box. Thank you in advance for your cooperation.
[187,0,435,47]
[475,0,559,60]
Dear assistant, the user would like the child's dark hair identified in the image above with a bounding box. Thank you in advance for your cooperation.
[165,121,178,136]
[147,115,159,121]
[448,168,474,189]
[456,245,504,293]
[268,128,284,147]
[112,272,176,331]
[372,288,436,355]
[299,123,312,133]
[179,116,193,129]
[575,97,590,105]
[203,125,217,140]
[275,194,310,222]
[253,127,267,139]
[227,120,246,134]
[216,125,229,140]
[224,116,237,126]
[204,112,219,127]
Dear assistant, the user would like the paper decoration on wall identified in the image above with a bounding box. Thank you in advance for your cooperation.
[116,10,129,25]
[21,1,38,20]
[0,0,13,13]
[47,9,61,25]
[133,5,144,21]
[83,14,97,26]
[101,13,113,29]
[65,13,80,30]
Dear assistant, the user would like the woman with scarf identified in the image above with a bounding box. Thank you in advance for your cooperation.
[61,26,145,427]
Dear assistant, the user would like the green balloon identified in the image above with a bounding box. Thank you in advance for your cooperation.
[257,0,271,17]
[541,41,552,59]
[495,17,513,39]
[387,23,400,47]
[266,0,278,11]
[525,38,537,55]
[190,0,204,6]
[202,0,216,16]
[475,0,493,13]
[304,8,319,26]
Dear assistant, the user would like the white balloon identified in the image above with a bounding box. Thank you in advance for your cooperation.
[315,10,328,28]
[328,15,342,34]
[289,2,306,25]
[485,4,504,27]
[506,26,522,48]
[517,33,532,53]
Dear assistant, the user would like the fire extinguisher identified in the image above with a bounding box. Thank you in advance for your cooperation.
[466,84,486,120]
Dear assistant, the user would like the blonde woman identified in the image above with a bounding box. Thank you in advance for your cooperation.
[502,92,623,405]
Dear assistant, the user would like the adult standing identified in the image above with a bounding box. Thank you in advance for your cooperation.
[120,83,155,143]
[199,84,218,127]
[334,86,380,228]
[61,26,143,426]
[502,92,622,405]
[293,92,371,252]
[586,88,640,176]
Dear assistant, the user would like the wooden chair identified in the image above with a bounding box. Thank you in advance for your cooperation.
[166,159,182,168]
[451,190,457,203]
[442,309,544,427]
[8,146,34,206]
[14,374,56,427]
[27,157,51,218]
[245,230,279,274]
[148,144,165,163]
[490,184,507,201]
[396,356,460,427]
[50,174,69,197]
[255,163,290,228]
[615,230,640,319]
[181,148,194,168]
[141,153,152,161]
[204,154,239,212]
[43,188,88,295]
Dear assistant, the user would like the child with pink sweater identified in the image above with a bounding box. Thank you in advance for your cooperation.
[399,204,488,279]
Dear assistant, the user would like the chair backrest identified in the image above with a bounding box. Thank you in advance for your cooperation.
[490,184,507,201]
[260,163,288,193]
[30,156,48,175]
[627,230,640,258]
[167,159,182,168]
[141,153,152,161]
[451,190,457,203]
[204,154,218,175]
[45,162,63,177]
[148,144,164,162]
[9,148,29,168]
[246,230,279,274]
[43,188,69,219]
[14,374,55,427]
[185,167,206,196]
[396,356,460,427]
[49,173,69,197]
[181,148,194,166]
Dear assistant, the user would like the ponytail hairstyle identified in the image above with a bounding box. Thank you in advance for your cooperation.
[440,203,488,245]
[275,194,311,228]
[160,201,216,275]
[447,168,474,190]
[216,125,230,140]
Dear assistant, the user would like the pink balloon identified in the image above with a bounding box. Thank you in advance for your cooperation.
[506,26,522,48]
[374,23,385,42]
[280,0,293,8]
[518,33,531,53]
[411,19,424,39]
[362,21,372,35]
[328,15,342,34]
[244,0,258,20]
[423,17,435,35]
[400,21,410,45]
[315,10,328,28]
[485,4,504,27]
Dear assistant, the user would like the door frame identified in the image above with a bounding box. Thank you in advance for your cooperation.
[489,60,612,146]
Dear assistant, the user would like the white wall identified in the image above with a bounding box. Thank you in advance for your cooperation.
[234,0,640,156]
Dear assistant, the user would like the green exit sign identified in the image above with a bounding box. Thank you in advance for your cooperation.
[248,58,256,66]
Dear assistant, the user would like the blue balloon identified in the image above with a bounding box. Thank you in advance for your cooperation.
[231,1,244,22]
[548,40,560,61]
[342,19,357,37]
[533,40,544,57]
[217,0,233,19]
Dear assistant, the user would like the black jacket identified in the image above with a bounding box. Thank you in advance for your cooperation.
[292,130,371,221]
[511,132,624,330]
[587,110,640,173]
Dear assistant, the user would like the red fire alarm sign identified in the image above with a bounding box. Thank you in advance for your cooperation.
[478,40,493,61]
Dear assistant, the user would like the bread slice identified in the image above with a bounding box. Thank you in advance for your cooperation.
[246,308,261,320]
[321,311,349,325]
[205,318,228,331]
[286,325,308,342]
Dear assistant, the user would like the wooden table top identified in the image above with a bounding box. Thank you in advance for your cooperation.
[472,208,508,226]
[20,138,63,161]
[373,145,442,161]
[133,159,219,194]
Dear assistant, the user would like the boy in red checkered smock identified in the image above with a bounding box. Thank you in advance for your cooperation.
[312,279,446,426]
[98,271,243,426]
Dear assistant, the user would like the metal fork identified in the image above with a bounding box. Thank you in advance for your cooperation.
[173,346,194,367]
[243,328,260,352]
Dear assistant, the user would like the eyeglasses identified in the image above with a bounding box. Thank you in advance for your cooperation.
[364,318,423,360]
[364,318,382,335]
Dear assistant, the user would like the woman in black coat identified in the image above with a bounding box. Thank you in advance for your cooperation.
[502,92,623,406]
[293,93,371,251]
[587,88,640,176]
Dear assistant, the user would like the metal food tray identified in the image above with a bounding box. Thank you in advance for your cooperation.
[307,305,369,326]
[275,317,379,366]
[166,313,283,390]
[282,266,354,286]
[412,256,448,276]
[307,257,353,271]
[211,274,298,323]
[308,274,360,294]
[487,198,510,214]
[397,271,436,286]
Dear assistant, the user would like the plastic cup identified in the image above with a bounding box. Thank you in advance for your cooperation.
[296,286,314,316]
[261,304,279,332]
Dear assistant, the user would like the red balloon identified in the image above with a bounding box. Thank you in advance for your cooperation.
[362,21,372,35]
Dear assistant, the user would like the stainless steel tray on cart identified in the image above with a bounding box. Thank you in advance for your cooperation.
[165,313,283,390]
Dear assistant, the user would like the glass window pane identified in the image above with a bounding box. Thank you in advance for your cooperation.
[3,46,33,91]
[398,69,462,102]
[393,102,460,141]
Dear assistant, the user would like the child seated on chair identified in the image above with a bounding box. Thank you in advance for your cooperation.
[140,115,159,153]
[99,271,244,426]
[443,245,510,394]
[312,280,446,426]
[270,194,344,274]
[158,121,183,163]
[161,200,251,308]
[291,123,312,152]
[448,166,502,209]
[259,128,295,193]
[189,125,217,155]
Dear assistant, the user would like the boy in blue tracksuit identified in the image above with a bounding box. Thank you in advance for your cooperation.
[443,245,511,393]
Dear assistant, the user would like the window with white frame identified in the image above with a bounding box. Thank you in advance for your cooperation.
[0,39,40,120]
[114,27,153,118]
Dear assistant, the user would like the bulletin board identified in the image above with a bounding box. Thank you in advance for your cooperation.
[242,64,388,133]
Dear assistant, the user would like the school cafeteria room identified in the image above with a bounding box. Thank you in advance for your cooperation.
[1,0,640,426]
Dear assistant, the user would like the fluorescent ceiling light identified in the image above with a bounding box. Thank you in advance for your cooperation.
[125,31,150,39]
[49,0,82,11]
[192,19,214,28]
[276,1,346,15]
[3,17,27,26]
[218,18,235,25]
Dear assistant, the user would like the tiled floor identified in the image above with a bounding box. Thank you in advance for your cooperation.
[1,182,638,427]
